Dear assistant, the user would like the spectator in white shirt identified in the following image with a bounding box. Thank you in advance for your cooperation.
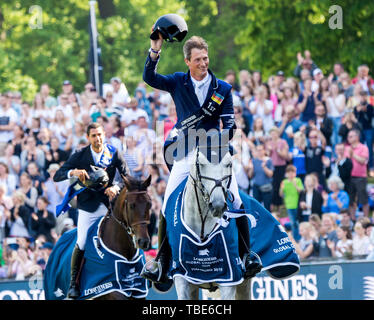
[249,86,274,133]
[110,77,130,108]
[133,116,156,158]
[326,82,346,146]
[0,93,19,156]
[121,97,149,137]
[312,68,324,92]
[352,221,371,256]
[104,122,123,152]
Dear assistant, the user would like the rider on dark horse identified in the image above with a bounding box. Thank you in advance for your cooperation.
[141,27,261,285]
[54,122,128,299]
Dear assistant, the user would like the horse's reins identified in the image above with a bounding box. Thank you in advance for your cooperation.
[189,150,234,241]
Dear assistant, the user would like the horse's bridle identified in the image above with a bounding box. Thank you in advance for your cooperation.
[109,190,151,236]
[189,149,234,204]
[189,149,234,241]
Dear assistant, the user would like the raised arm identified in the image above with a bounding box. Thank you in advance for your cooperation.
[142,27,176,92]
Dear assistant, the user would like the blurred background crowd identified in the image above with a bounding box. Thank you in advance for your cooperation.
[0,50,374,281]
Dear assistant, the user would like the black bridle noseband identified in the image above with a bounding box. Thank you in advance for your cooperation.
[109,190,151,236]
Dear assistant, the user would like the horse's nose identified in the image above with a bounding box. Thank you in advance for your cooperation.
[209,200,226,217]
[137,238,150,250]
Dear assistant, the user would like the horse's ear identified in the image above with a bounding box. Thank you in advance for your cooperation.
[121,174,132,190]
[142,175,152,189]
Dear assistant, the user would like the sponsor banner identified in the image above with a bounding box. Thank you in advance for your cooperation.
[0,260,373,300]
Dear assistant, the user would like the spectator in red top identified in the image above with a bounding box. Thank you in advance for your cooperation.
[344,129,370,218]
[163,100,177,140]
[352,65,374,96]
[265,126,289,210]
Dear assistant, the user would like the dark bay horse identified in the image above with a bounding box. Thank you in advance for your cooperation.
[44,174,153,300]
[94,175,153,300]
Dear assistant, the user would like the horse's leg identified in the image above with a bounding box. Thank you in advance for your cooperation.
[219,285,236,300]
[174,276,199,300]
[202,288,221,300]
[235,278,251,300]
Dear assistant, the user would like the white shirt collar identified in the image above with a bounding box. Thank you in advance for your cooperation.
[90,145,104,165]
[191,72,211,89]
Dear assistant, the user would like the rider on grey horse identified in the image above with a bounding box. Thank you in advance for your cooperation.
[141,31,261,285]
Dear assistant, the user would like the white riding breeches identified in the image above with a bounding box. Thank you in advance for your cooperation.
[76,203,107,250]
[161,152,242,214]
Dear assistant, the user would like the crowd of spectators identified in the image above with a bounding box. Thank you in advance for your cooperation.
[1,50,374,281]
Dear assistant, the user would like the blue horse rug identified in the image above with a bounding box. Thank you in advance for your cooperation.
[163,178,300,285]
[44,217,149,300]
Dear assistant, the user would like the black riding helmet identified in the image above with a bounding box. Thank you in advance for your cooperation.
[150,13,188,42]
[78,165,109,191]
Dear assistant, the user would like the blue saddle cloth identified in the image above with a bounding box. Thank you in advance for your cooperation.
[44,217,149,300]
[163,178,300,284]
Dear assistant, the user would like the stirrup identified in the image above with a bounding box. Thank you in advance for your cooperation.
[140,259,163,282]
[140,259,173,292]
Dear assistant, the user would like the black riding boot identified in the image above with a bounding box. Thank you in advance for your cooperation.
[236,205,262,279]
[67,244,85,299]
[141,214,171,283]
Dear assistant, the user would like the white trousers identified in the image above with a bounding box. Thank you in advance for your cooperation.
[76,203,107,250]
[162,152,242,214]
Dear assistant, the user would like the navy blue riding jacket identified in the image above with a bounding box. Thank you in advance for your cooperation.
[143,53,236,138]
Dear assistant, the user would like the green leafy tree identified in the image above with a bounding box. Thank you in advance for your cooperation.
[0,0,373,100]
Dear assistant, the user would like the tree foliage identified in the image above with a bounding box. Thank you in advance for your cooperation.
[0,0,373,101]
